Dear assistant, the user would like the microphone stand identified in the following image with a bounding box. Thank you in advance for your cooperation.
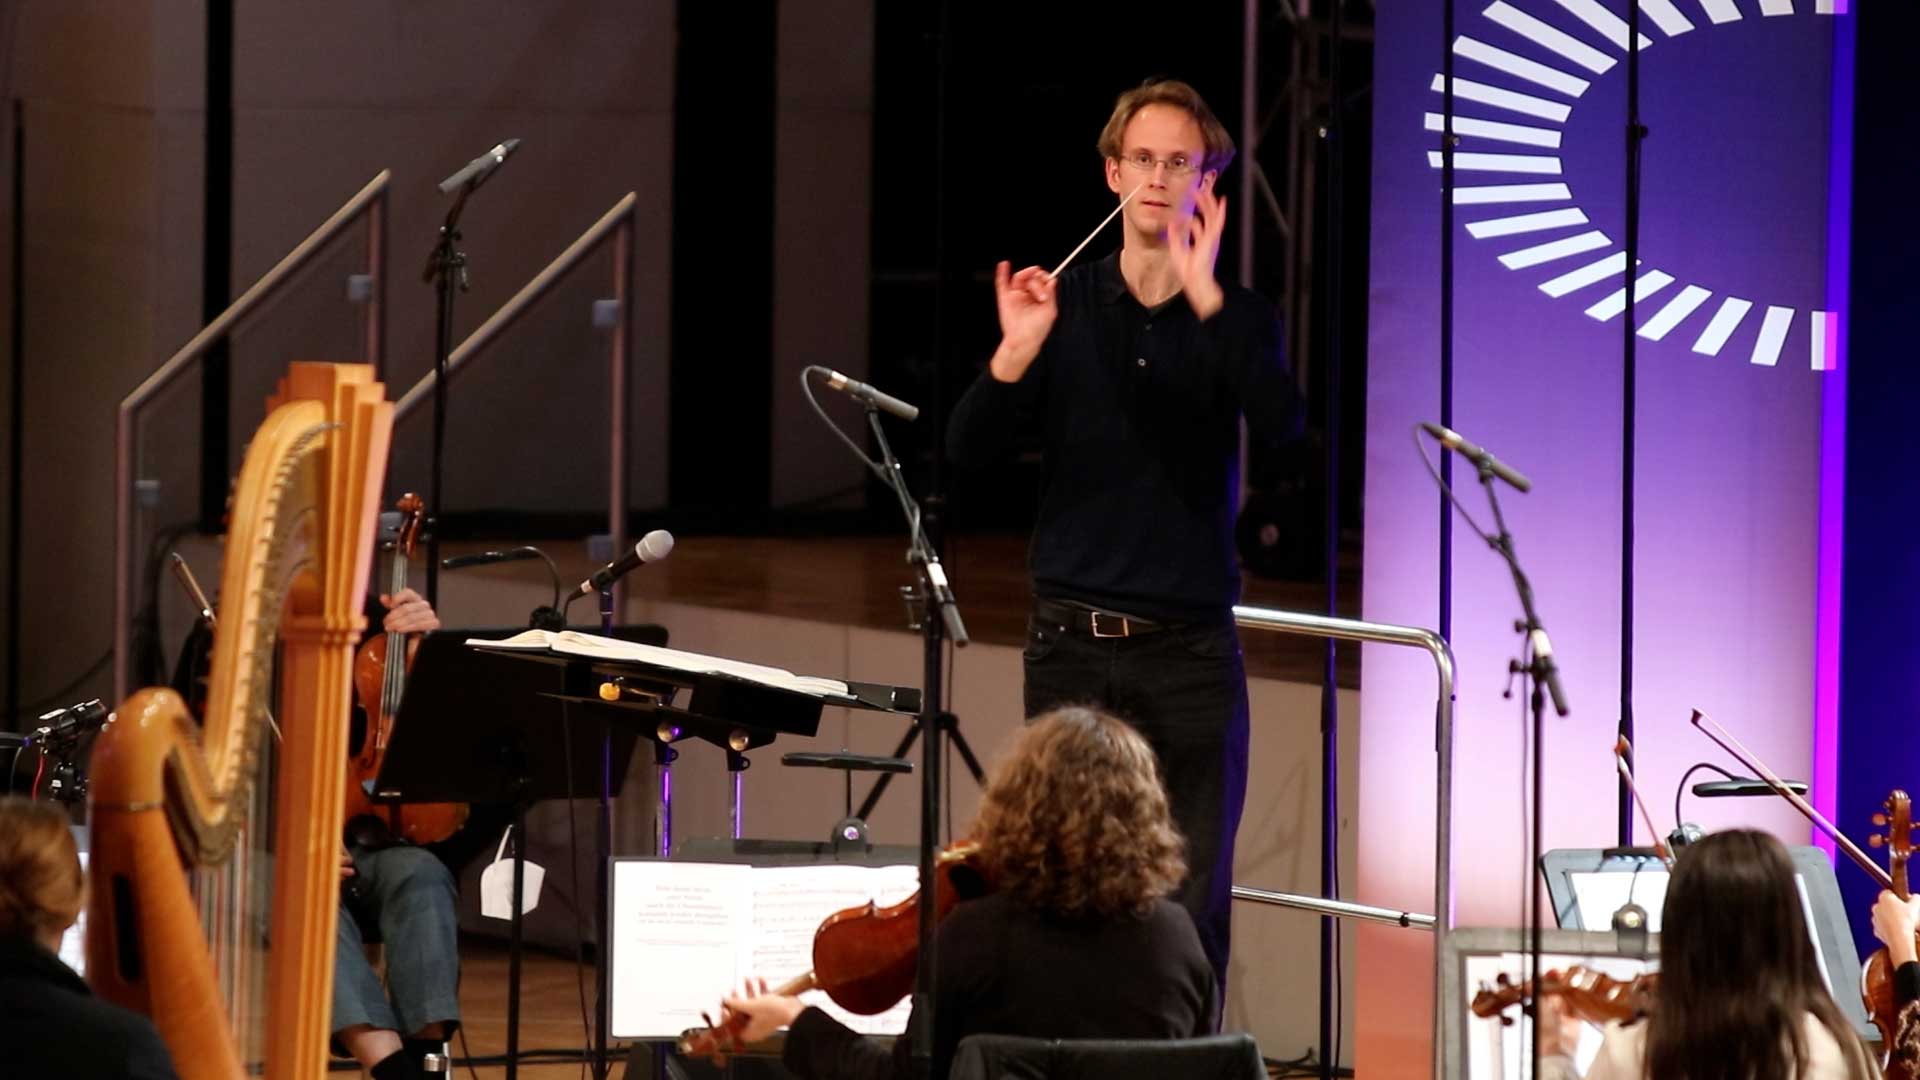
[864,403,966,1079]
[1472,457,1568,1080]
[594,582,617,1079]
[422,184,471,608]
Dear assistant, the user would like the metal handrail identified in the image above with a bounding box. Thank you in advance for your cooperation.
[1230,886,1436,930]
[113,170,391,699]
[392,192,637,603]
[1229,603,1455,1078]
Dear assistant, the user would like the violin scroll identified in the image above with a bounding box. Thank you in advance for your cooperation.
[1868,791,1915,902]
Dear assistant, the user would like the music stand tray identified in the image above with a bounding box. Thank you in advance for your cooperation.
[374,630,643,805]
[464,630,922,754]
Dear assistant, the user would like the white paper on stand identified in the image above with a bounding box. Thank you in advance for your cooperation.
[468,629,853,700]
[609,861,920,1040]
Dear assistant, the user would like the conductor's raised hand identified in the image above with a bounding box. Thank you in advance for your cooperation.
[989,261,1056,383]
[1168,181,1227,320]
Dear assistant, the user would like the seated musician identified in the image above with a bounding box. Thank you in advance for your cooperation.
[331,587,470,1080]
[0,797,179,1079]
[172,585,473,1080]
[1583,829,1876,1080]
[714,704,1216,1080]
[1868,888,1920,1073]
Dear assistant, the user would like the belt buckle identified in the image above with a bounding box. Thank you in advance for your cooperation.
[1090,611,1130,639]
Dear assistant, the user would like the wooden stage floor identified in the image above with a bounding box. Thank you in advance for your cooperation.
[604,532,1361,688]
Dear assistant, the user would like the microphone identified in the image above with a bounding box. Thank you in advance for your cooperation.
[31,700,109,744]
[442,548,544,571]
[814,367,920,422]
[1419,421,1532,493]
[570,530,674,600]
[1692,777,1809,798]
[437,138,522,194]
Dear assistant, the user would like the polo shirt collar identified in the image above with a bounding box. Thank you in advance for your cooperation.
[1095,250,1130,305]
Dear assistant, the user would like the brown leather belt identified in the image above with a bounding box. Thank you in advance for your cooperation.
[1032,597,1166,639]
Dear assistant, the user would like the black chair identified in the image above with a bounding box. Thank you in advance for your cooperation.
[949,1033,1266,1080]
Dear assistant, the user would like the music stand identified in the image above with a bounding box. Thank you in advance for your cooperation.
[377,630,645,1080]
[456,630,920,1077]
[1539,844,1874,1041]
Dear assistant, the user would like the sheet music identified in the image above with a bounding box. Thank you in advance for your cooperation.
[1568,870,1671,932]
[469,629,853,699]
[610,860,919,1040]
[609,862,755,1039]
[749,865,920,1036]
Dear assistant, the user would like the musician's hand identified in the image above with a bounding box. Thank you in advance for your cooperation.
[1536,989,1584,1058]
[1168,179,1226,320]
[381,588,440,635]
[340,847,356,880]
[988,261,1056,382]
[1874,890,1920,966]
[719,977,805,1043]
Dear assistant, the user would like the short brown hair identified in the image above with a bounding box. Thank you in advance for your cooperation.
[973,706,1185,919]
[0,797,83,943]
[1097,78,1236,174]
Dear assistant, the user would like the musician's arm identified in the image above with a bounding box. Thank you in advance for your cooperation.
[779,1007,904,1080]
[1579,1019,1641,1080]
[1872,891,1920,1006]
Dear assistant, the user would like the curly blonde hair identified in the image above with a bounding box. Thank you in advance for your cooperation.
[0,797,83,943]
[972,706,1185,919]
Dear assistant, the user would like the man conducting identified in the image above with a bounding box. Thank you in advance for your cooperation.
[947,77,1302,1000]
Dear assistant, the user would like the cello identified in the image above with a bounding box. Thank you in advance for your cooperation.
[342,493,469,846]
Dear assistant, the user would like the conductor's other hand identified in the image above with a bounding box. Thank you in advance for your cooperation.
[1168,180,1227,320]
[989,261,1056,383]
[1874,889,1920,967]
[381,588,441,635]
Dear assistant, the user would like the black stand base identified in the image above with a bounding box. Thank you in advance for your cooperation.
[854,711,984,822]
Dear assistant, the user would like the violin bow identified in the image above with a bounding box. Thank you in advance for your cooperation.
[1615,736,1673,868]
[1689,708,1893,889]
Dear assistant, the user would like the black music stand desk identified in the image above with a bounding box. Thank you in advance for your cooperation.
[376,630,645,1080]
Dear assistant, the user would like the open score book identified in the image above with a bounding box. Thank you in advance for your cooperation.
[468,629,853,699]
[609,860,920,1040]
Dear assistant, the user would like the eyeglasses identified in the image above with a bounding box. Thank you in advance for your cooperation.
[1120,150,1200,177]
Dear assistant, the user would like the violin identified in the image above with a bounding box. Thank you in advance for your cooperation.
[1690,709,1916,1079]
[1471,965,1659,1027]
[1863,790,1916,1075]
[677,842,994,1061]
[342,494,469,846]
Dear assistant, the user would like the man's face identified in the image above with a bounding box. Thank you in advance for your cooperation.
[1104,103,1215,240]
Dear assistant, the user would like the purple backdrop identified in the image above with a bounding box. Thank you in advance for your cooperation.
[1358,2,1851,1071]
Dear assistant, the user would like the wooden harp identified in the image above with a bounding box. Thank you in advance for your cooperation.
[85,363,393,1079]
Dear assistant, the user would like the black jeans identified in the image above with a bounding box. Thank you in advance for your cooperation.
[1022,608,1250,1001]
